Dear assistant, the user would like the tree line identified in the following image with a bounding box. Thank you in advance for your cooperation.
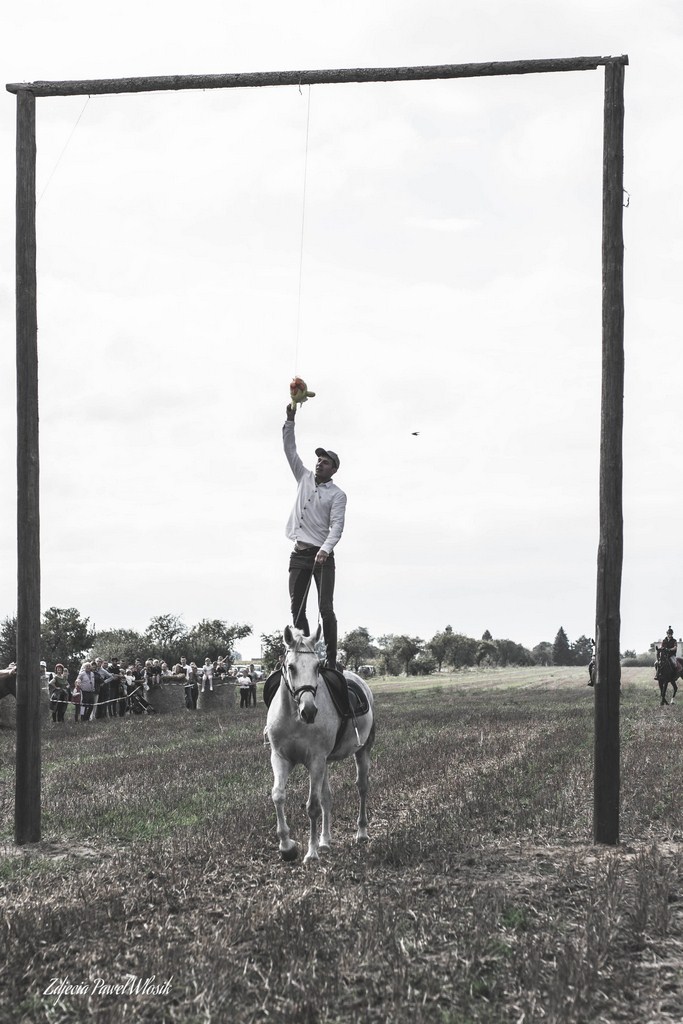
[261,624,595,675]
[0,608,594,680]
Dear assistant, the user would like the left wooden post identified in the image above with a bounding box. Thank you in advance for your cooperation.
[15,88,41,845]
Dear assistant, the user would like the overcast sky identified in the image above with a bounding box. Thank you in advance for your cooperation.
[1,1,681,660]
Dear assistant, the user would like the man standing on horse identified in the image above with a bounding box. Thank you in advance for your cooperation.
[283,402,346,670]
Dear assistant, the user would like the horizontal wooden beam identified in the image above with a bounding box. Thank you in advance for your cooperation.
[7,55,629,98]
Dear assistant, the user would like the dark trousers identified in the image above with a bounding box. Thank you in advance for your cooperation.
[288,548,337,666]
[108,681,121,716]
[80,691,96,720]
[95,682,110,718]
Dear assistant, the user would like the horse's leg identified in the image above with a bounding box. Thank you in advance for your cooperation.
[672,678,678,704]
[319,765,332,853]
[304,756,326,865]
[354,723,375,842]
[270,751,298,862]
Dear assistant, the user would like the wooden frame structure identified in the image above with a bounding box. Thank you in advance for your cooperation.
[7,55,627,845]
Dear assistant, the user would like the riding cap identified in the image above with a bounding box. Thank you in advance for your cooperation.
[315,447,340,470]
[667,627,674,635]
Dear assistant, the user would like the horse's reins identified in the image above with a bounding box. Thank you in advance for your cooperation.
[282,642,320,705]
[293,557,325,632]
[281,638,363,748]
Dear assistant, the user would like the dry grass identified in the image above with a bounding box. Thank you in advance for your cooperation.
[1,665,682,1023]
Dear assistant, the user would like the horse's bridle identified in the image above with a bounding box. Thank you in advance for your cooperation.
[282,646,320,705]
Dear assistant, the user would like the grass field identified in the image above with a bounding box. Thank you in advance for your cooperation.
[1,665,682,1023]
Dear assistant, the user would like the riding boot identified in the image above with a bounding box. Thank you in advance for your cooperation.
[322,614,338,671]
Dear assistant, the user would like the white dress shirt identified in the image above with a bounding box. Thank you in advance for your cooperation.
[283,420,347,554]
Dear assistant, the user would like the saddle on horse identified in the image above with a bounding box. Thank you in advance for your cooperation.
[263,666,370,753]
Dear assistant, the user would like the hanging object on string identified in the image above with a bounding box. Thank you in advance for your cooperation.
[288,86,316,414]
[289,376,316,410]
[293,85,311,377]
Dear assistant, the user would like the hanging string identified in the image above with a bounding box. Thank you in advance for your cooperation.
[293,85,312,374]
[37,96,91,206]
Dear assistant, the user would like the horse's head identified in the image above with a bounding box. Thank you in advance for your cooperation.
[283,624,322,724]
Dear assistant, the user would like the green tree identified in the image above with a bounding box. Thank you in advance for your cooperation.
[90,628,145,667]
[428,625,455,672]
[495,639,534,667]
[378,634,423,675]
[449,633,478,668]
[260,631,285,673]
[339,626,375,671]
[482,629,493,642]
[408,652,437,676]
[185,619,252,666]
[552,627,572,666]
[144,613,188,664]
[475,640,499,666]
[0,615,17,667]
[41,607,95,677]
[571,635,594,666]
[532,641,554,666]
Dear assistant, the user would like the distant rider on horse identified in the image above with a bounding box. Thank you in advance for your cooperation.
[662,627,678,668]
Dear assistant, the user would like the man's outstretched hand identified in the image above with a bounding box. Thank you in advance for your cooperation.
[286,404,296,422]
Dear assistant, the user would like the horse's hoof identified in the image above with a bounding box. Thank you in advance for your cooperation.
[280,844,299,863]
[303,851,320,866]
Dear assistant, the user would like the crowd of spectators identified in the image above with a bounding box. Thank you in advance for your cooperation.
[41,655,263,722]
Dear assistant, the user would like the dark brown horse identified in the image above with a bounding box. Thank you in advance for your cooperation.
[655,647,679,705]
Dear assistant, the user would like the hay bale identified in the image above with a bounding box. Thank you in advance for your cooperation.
[0,684,54,731]
[147,680,187,715]
[0,694,16,730]
[196,680,236,713]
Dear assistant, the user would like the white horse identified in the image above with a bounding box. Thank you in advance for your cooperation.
[266,625,375,864]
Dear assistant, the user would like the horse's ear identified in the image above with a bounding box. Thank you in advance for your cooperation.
[315,623,322,644]
[284,625,294,647]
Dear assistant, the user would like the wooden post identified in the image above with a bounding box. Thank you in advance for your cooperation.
[594,59,626,845]
[15,88,41,845]
[6,55,628,98]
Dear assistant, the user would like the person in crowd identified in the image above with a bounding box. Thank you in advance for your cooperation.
[76,661,97,721]
[93,657,114,719]
[40,660,51,690]
[247,664,257,707]
[149,659,162,687]
[238,670,251,709]
[215,656,228,680]
[108,658,123,717]
[71,680,82,722]
[184,663,199,709]
[53,662,69,688]
[201,657,214,693]
[48,666,70,723]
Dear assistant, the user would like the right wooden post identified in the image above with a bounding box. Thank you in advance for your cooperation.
[594,58,626,845]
